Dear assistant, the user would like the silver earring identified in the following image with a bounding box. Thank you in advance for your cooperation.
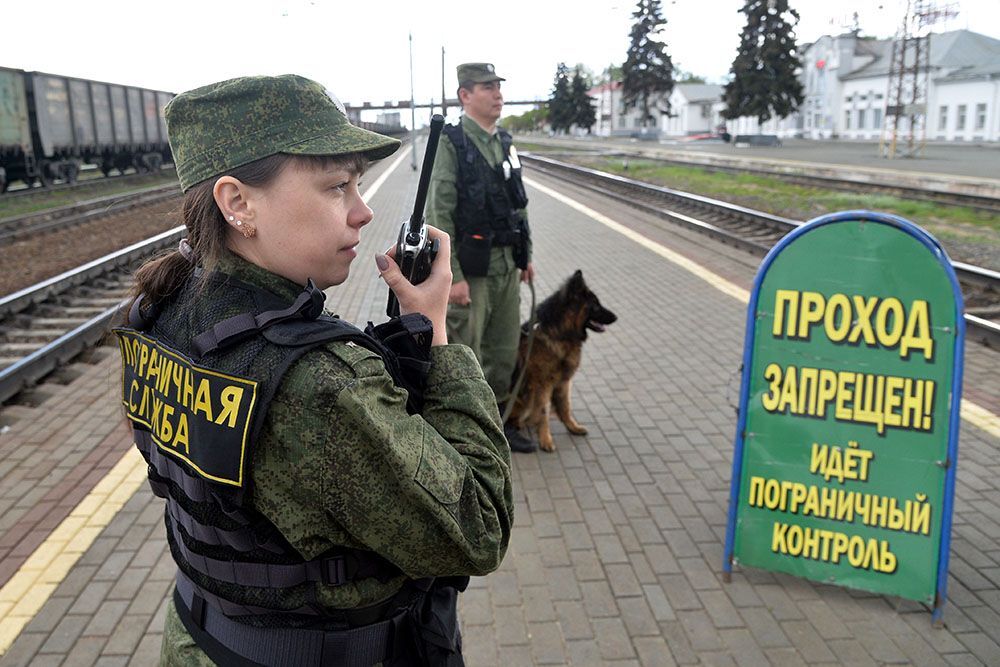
[228,215,234,221]
[236,220,243,226]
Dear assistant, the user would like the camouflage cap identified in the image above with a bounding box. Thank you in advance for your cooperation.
[456,63,505,85]
[165,74,400,192]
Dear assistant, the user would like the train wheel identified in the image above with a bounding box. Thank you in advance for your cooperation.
[64,162,80,184]
[38,162,53,187]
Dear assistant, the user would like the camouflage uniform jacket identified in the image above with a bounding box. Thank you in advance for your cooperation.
[161,251,513,663]
[425,114,531,283]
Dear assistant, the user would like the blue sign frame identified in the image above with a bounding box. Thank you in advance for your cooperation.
[722,210,965,624]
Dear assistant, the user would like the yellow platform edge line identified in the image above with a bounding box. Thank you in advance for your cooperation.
[0,447,147,655]
[525,176,1000,440]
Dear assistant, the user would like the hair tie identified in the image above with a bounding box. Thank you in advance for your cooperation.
[178,238,195,263]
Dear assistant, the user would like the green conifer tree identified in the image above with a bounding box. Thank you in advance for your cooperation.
[570,68,597,133]
[548,63,574,133]
[622,0,675,127]
[722,0,805,124]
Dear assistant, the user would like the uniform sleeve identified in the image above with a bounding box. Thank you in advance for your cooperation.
[259,342,513,579]
[424,134,465,283]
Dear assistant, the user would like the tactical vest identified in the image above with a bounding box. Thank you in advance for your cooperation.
[115,271,461,665]
[443,123,528,250]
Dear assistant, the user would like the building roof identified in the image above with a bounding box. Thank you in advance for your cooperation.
[672,83,724,103]
[842,29,1000,81]
[587,81,622,95]
[935,61,1000,83]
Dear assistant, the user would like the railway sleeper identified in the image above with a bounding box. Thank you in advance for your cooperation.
[1,329,68,343]
[0,342,46,354]
[42,306,110,316]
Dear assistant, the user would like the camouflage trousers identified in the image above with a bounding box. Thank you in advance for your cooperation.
[160,598,213,666]
[446,268,521,402]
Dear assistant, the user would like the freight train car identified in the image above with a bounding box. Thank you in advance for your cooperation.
[0,67,173,192]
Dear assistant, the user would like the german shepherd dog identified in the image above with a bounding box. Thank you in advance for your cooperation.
[507,270,617,452]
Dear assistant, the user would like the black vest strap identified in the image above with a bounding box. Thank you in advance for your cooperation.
[192,279,326,357]
[168,513,348,588]
[136,430,261,529]
[128,293,161,331]
[165,493,284,555]
[175,569,328,618]
[174,572,409,666]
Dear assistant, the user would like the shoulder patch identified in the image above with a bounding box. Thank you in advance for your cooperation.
[115,329,257,488]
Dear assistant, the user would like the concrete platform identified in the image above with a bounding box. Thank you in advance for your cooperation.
[1,144,999,666]
[521,136,1000,199]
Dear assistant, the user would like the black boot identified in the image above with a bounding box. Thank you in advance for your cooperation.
[503,422,537,453]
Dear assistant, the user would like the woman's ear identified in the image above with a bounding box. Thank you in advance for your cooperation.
[213,176,251,225]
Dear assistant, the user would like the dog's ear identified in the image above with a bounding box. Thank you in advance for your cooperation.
[570,269,584,286]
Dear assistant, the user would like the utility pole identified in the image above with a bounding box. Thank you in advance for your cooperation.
[441,47,448,119]
[879,0,958,158]
[409,33,418,171]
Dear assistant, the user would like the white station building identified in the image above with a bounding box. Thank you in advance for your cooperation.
[588,29,1000,143]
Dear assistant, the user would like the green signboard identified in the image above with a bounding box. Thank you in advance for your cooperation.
[724,211,964,618]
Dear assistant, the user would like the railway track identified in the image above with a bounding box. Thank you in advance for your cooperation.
[524,153,1000,348]
[533,146,1000,215]
[0,184,180,245]
[0,227,183,404]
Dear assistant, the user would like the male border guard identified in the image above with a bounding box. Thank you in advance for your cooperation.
[426,62,537,452]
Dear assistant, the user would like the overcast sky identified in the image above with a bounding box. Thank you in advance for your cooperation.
[3,0,998,123]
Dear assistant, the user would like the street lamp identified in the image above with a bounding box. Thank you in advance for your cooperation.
[409,33,418,171]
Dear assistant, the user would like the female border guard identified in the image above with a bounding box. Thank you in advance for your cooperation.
[115,74,513,665]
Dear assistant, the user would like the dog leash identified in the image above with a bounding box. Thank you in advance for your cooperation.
[501,278,538,424]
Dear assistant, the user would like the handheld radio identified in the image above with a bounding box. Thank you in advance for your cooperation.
[386,114,445,317]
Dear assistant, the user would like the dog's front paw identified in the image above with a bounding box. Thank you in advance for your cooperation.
[539,435,556,452]
[566,421,588,435]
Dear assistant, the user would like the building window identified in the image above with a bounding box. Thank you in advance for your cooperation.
[857,109,866,129]
[844,110,851,129]
[976,103,987,130]
[815,113,823,128]
[873,108,883,129]
[957,105,967,131]
[939,106,948,130]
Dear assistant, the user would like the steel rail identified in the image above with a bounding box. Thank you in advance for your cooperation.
[0,184,180,245]
[523,153,1000,348]
[0,226,184,404]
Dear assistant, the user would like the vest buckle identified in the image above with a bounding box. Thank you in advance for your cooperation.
[322,556,347,586]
